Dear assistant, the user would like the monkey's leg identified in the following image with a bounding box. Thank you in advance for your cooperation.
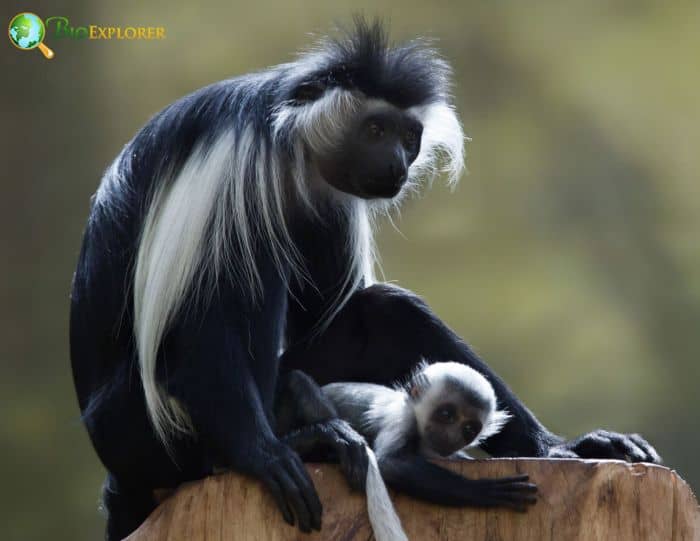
[164,277,323,534]
[275,370,369,490]
[275,370,338,430]
[102,475,157,541]
[379,453,537,512]
[282,284,661,463]
[281,422,369,491]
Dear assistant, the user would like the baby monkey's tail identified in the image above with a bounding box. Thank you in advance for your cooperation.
[365,447,408,541]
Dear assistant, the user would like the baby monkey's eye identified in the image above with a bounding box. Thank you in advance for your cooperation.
[434,404,457,424]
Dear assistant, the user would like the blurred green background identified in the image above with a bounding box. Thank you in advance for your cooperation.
[2,1,698,539]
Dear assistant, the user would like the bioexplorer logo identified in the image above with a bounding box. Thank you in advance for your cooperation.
[8,12,54,58]
[8,12,166,59]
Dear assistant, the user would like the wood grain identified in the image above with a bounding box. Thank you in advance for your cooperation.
[127,459,700,540]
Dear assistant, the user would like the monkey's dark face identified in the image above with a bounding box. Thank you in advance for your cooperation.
[316,107,423,199]
[423,401,484,457]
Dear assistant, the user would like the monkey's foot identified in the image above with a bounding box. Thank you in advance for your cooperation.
[548,430,661,464]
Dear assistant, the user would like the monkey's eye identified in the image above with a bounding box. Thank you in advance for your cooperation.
[293,81,325,103]
[403,121,422,148]
[366,120,384,138]
[433,404,456,424]
[462,420,483,442]
[404,127,420,146]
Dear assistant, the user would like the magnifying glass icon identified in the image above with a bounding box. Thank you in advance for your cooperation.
[8,12,55,59]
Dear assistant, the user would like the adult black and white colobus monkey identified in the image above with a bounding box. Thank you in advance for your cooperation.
[70,18,661,540]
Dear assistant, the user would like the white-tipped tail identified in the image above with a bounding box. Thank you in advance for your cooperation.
[365,448,408,541]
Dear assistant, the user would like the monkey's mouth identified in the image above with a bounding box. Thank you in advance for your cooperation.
[428,439,465,458]
[357,177,405,199]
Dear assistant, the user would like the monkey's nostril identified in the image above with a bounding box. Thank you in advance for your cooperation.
[390,163,407,185]
[463,420,483,443]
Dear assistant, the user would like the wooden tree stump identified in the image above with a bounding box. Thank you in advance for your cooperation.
[127,459,699,540]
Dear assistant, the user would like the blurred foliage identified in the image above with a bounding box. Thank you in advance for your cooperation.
[2,1,699,539]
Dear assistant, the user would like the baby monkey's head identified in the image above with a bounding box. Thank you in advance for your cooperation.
[408,361,511,458]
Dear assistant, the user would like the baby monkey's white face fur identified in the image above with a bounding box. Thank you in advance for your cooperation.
[409,362,511,458]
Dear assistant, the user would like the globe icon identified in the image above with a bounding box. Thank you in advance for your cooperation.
[8,12,54,58]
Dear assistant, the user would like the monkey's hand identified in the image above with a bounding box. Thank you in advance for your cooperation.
[380,453,538,511]
[323,418,370,491]
[283,419,369,492]
[548,430,661,464]
[253,441,323,533]
[471,475,539,512]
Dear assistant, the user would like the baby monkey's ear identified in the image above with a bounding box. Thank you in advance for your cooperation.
[407,372,429,401]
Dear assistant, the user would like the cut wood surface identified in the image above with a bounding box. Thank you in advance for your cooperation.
[127,459,699,540]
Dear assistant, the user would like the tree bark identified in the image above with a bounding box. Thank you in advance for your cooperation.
[127,459,699,540]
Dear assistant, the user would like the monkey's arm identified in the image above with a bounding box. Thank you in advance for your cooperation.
[379,452,536,511]
[167,292,322,533]
[275,370,369,490]
[284,282,661,463]
[275,370,338,430]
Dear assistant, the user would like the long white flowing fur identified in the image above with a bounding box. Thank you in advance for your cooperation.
[133,134,238,443]
[360,384,414,540]
[407,101,465,188]
[365,447,408,541]
[131,89,374,445]
[131,86,464,445]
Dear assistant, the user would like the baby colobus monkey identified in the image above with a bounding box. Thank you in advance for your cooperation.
[275,361,537,541]
[381,360,511,459]
[323,361,537,511]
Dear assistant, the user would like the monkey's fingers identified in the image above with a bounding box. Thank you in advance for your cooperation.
[327,420,369,490]
[628,434,662,464]
[496,481,538,494]
[547,447,579,459]
[487,474,532,485]
[600,431,661,464]
[340,439,369,490]
[341,443,368,491]
[286,453,323,531]
[483,485,538,496]
[262,474,294,526]
[491,486,539,501]
[272,457,322,533]
[266,447,323,533]
[345,443,369,491]
[335,441,366,491]
[610,435,648,463]
[571,431,625,460]
[560,430,662,464]
[273,466,313,532]
[328,418,367,449]
[477,476,539,512]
